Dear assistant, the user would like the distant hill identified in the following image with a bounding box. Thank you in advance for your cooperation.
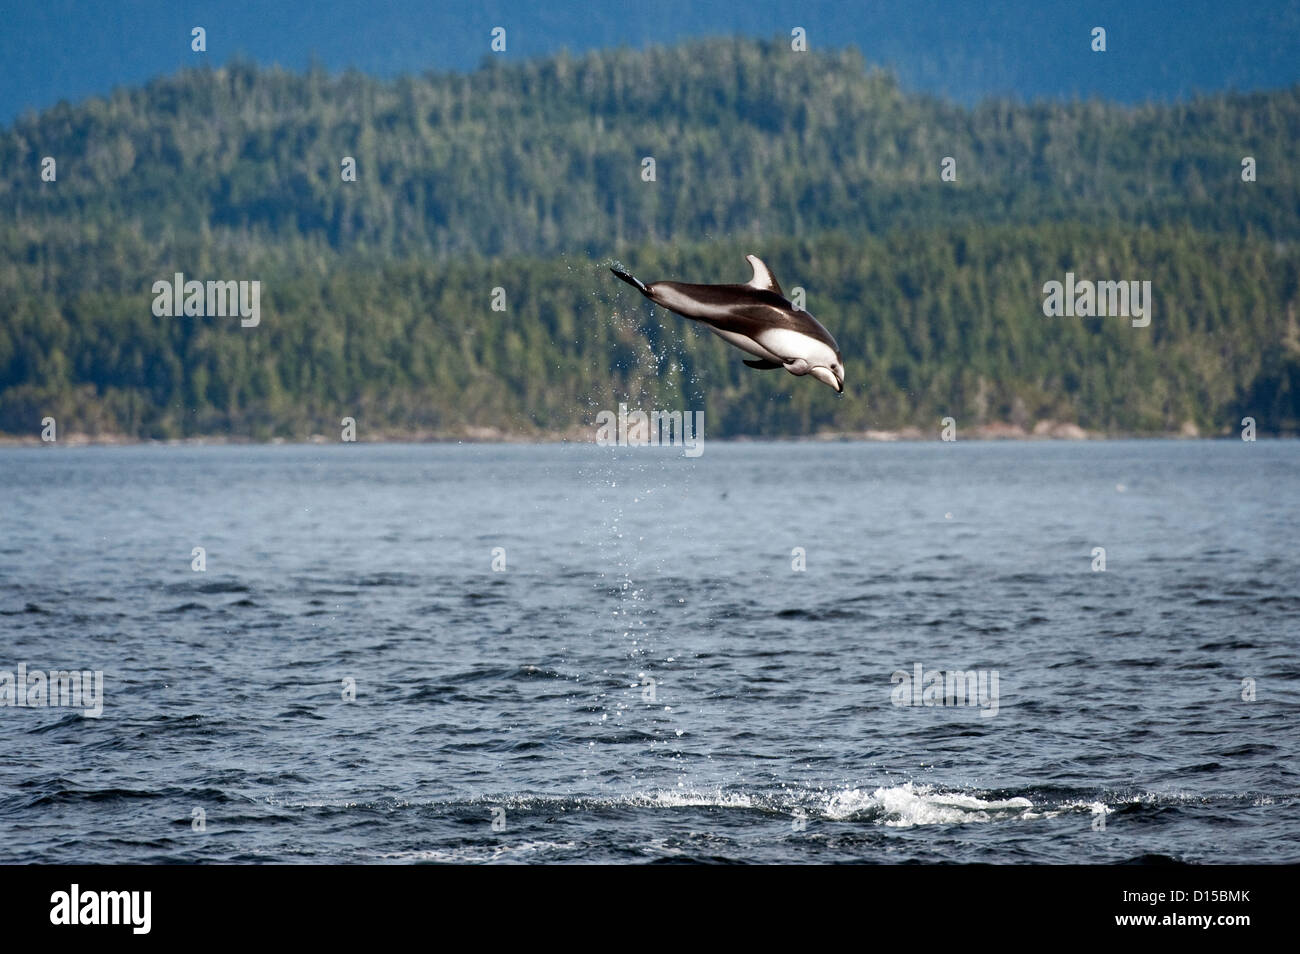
[1,40,1298,439]
[4,0,1300,124]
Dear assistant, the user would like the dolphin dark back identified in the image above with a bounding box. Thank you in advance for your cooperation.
[648,282,788,310]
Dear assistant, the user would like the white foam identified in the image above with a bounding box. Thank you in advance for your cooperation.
[824,782,1035,827]
[623,789,757,810]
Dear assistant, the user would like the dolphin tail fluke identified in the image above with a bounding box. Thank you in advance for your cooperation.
[610,263,650,296]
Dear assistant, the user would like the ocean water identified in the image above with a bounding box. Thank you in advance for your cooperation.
[0,440,1296,864]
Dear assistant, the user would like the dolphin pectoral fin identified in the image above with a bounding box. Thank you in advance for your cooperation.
[610,264,650,297]
[743,358,783,370]
[745,254,784,298]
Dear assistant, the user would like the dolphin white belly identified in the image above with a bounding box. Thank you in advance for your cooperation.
[753,327,838,367]
[707,327,783,362]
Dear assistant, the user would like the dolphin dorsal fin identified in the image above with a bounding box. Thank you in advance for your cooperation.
[745,255,783,297]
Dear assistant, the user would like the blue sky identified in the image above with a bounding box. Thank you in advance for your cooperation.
[2,0,1298,124]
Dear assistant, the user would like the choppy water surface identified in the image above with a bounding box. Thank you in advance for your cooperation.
[0,441,1297,863]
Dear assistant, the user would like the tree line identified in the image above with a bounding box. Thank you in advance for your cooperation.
[1,39,1297,438]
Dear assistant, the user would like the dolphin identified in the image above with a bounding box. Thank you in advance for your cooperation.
[610,255,845,393]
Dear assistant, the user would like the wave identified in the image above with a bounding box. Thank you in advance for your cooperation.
[271,783,1117,828]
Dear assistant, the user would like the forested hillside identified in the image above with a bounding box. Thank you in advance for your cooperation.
[2,39,1298,438]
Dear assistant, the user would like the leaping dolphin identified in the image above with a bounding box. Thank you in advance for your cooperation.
[610,255,844,393]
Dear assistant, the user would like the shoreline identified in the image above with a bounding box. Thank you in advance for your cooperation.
[0,422,1282,447]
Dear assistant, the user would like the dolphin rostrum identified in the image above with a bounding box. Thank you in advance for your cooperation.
[610,255,845,393]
